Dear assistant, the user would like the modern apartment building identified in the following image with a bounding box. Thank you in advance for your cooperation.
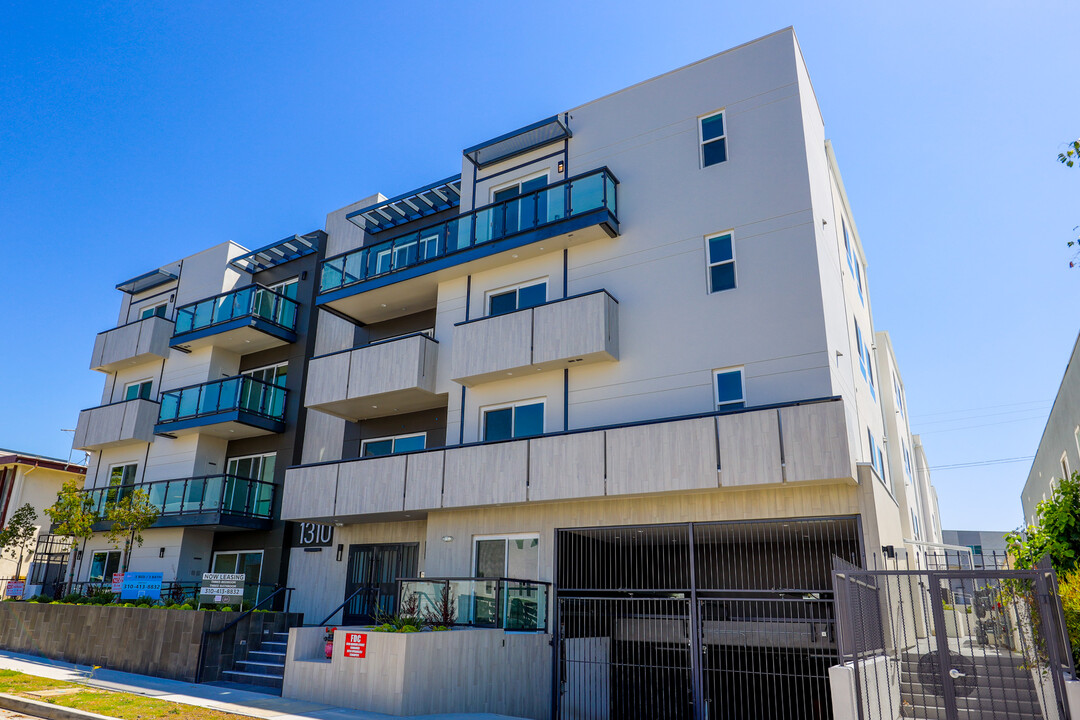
[272,28,943,718]
[72,232,325,600]
[1023,330,1080,526]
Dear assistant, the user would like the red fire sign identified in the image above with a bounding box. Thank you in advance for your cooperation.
[344,632,367,659]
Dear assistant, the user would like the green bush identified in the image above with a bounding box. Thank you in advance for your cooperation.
[220,606,233,612]
[1059,570,1080,668]
[179,603,193,611]
[61,593,87,604]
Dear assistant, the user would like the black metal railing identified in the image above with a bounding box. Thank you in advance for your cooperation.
[174,284,299,335]
[81,474,275,521]
[195,585,294,683]
[320,167,618,293]
[397,577,550,632]
[158,375,287,424]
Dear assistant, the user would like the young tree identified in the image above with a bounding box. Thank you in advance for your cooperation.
[104,489,159,573]
[44,479,99,590]
[0,504,39,579]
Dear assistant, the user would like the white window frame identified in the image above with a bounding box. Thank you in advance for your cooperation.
[1062,452,1071,481]
[488,171,550,203]
[480,398,546,441]
[226,452,277,481]
[139,303,168,320]
[698,109,728,168]
[472,532,540,578]
[484,278,549,317]
[705,231,736,293]
[242,361,288,384]
[123,378,153,401]
[360,432,427,457]
[1074,427,1080,463]
[211,549,264,584]
[106,461,139,491]
[268,277,298,296]
[712,367,745,409]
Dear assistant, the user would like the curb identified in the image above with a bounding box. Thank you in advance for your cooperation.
[0,692,118,720]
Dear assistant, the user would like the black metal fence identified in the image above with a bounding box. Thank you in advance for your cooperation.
[832,558,1075,720]
[554,516,861,720]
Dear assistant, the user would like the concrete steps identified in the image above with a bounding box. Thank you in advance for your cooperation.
[221,631,289,693]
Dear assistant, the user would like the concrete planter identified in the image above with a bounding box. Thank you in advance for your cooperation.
[283,626,551,719]
[0,603,296,682]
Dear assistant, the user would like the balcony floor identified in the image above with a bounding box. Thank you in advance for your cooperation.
[154,410,286,439]
[171,317,296,354]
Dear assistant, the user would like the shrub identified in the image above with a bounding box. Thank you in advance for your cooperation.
[179,603,193,610]
[1059,570,1080,668]
[61,593,87,604]
[220,606,233,612]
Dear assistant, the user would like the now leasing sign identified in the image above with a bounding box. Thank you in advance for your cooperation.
[344,632,368,659]
[199,573,245,604]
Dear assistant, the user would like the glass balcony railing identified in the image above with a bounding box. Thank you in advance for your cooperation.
[83,474,275,522]
[321,167,618,293]
[174,284,299,336]
[398,577,549,632]
[157,375,287,424]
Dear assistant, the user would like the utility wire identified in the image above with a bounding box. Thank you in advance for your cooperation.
[910,399,1052,421]
[928,456,1035,471]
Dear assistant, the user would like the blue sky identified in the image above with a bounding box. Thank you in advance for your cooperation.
[1,1,1077,531]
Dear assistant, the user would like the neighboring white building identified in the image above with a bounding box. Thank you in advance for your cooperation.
[0,449,86,596]
[268,27,943,716]
[1022,331,1080,526]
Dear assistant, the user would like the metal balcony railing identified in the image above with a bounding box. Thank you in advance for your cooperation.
[398,577,550,632]
[157,375,287,424]
[321,167,618,293]
[174,284,299,335]
[82,474,275,521]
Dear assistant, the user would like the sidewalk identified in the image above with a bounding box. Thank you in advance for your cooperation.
[0,651,529,720]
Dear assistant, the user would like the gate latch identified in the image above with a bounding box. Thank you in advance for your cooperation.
[949,668,967,679]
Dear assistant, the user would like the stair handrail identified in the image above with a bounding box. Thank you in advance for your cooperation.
[194,585,295,683]
[309,585,367,627]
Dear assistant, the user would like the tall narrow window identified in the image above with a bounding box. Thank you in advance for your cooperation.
[699,111,727,167]
[855,323,867,380]
[854,260,864,303]
[842,219,853,273]
[706,233,736,293]
[108,463,138,503]
[482,400,545,442]
[714,367,745,409]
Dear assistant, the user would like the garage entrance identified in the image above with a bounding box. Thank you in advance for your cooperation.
[554,517,862,720]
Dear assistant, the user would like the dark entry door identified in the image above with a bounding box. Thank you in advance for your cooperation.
[343,543,418,625]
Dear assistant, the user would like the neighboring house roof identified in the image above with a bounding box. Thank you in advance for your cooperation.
[0,448,86,475]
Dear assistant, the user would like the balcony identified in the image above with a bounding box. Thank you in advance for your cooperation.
[73,398,159,451]
[451,290,618,387]
[171,284,299,353]
[156,375,287,439]
[319,167,619,324]
[90,315,174,373]
[399,577,549,632]
[305,333,441,421]
[281,398,855,523]
[83,475,275,530]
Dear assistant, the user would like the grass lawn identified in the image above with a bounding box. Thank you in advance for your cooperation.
[0,670,251,719]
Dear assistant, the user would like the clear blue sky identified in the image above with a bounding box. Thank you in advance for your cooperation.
[2,1,1077,532]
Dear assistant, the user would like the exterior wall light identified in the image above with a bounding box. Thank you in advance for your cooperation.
[442,536,453,543]
[159,547,165,558]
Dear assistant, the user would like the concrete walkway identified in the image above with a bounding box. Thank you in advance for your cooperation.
[0,651,529,720]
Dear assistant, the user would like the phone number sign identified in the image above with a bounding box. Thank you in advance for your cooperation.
[344,632,367,659]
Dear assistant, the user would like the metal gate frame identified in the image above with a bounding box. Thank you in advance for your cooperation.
[552,516,863,720]
[833,558,1076,720]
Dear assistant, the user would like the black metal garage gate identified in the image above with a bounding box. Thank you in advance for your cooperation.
[553,517,862,720]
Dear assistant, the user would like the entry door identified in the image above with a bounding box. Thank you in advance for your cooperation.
[343,543,418,625]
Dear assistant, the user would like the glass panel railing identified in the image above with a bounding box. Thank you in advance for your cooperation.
[173,284,299,335]
[398,578,550,632]
[158,376,288,424]
[321,167,618,293]
[78,474,274,522]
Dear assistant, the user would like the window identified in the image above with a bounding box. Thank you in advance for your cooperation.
[1075,427,1080,463]
[1062,453,1071,481]
[706,233,736,293]
[474,534,539,579]
[269,278,298,299]
[212,550,263,604]
[362,433,427,457]
[227,452,276,483]
[491,174,549,236]
[140,303,167,320]
[714,368,745,410]
[854,259,864,303]
[855,322,867,380]
[124,380,153,401]
[866,351,876,399]
[842,219,853,274]
[487,279,548,317]
[699,111,727,167]
[89,550,122,583]
[243,362,288,387]
[107,463,138,500]
[482,400,545,442]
